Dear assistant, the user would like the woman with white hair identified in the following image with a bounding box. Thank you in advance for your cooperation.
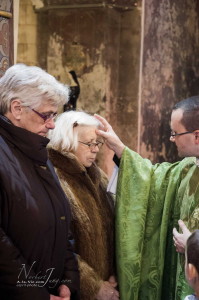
[48,111,119,300]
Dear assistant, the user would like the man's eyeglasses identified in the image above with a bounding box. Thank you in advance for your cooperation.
[29,107,57,122]
[170,130,195,138]
[78,141,104,150]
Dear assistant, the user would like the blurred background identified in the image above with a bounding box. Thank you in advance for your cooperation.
[2,0,199,175]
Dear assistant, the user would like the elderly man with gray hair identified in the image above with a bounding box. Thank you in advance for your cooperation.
[0,64,80,300]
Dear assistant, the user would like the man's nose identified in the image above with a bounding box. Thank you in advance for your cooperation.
[45,118,55,129]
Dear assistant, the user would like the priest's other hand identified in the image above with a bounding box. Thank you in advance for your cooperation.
[173,220,191,253]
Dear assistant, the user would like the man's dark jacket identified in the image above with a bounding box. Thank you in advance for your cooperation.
[0,116,80,300]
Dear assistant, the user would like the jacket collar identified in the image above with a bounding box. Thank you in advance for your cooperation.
[0,115,49,165]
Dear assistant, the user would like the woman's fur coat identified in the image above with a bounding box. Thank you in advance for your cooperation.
[48,148,115,300]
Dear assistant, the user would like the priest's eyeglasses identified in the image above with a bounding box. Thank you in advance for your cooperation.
[78,141,104,150]
[29,107,57,122]
[170,130,195,139]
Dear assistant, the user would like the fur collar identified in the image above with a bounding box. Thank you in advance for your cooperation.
[48,148,101,185]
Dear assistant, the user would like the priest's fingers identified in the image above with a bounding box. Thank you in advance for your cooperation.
[94,115,125,157]
[94,114,112,132]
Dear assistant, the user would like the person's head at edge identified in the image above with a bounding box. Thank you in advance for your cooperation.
[0,63,69,137]
[94,95,199,159]
[170,96,199,158]
[185,230,199,297]
[48,111,103,167]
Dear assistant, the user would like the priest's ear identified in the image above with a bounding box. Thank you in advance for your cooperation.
[194,130,199,144]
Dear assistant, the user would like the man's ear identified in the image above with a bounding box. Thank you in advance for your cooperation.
[194,130,199,145]
[187,263,198,281]
[10,99,23,120]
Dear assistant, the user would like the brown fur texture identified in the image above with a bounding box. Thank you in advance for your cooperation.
[48,148,115,300]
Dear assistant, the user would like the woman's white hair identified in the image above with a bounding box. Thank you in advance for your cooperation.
[48,111,102,152]
[0,63,69,114]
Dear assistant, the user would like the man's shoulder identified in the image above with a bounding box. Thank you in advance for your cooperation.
[179,157,196,169]
[0,135,11,151]
[0,135,15,163]
[165,157,196,180]
[181,156,196,163]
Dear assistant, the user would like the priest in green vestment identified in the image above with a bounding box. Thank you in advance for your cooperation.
[95,96,199,300]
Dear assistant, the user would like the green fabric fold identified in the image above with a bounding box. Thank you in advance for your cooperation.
[116,147,198,300]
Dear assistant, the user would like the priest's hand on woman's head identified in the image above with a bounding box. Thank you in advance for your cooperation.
[94,114,125,158]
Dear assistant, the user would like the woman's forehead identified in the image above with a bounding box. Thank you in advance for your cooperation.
[77,126,97,138]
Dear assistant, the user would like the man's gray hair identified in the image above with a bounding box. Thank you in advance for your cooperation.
[48,111,102,152]
[0,64,69,114]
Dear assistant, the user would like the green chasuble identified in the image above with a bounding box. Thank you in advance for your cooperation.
[116,147,199,300]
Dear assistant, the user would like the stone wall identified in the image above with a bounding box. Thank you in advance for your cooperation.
[17,0,38,66]
[0,0,13,76]
[17,0,199,174]
[140,0,199,162]
[34,2,141,175]
[14,0,20,63]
